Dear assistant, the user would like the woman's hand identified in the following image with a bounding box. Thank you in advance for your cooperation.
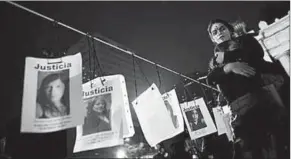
[223,62,256,77]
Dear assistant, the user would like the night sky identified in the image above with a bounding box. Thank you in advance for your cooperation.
[0,1,289,157]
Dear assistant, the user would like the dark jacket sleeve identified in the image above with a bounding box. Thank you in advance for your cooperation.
[243,34,285,74]
[260,61,286,74]
[206,57,228,86]
[243,34,264,60]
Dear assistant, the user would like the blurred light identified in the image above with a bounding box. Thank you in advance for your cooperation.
[125,138,130,142]
[154,145,158,150]
[192,154,198,159]
[164,153,169,157]
[222,105,231,114]
[116,149,127,158]
[248,30,255,34]
[139,142,145,148]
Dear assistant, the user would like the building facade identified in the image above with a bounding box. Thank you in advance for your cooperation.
[255,11,290,76]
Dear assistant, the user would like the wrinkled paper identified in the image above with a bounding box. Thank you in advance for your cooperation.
[213,107,227,135]
[133,84,177,147]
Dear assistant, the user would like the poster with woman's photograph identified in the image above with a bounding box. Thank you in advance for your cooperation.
[36,70,70,119]
[74,75,127,153]
[185,108,207,131]
[21,53,85,133]
[82,93,112,136]
[181,98,217,140]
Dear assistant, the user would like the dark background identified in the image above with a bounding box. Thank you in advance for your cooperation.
[0,1,289,158]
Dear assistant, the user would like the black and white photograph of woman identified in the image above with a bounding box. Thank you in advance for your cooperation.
[186,108,207,131]
[35,70,70,119]
[82,94,112,136]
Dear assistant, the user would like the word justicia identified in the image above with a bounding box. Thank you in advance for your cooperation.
[83,86,113,97]
[183,105,199,112]
[34,63,72,70]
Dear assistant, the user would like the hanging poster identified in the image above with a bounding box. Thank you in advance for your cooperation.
[180,98,217,140]
[222,113,235,142]
[21,53,84,133]
[213,106,234,141]
[161,89,184,136]
[74,74,133,153]
[212,107,227,135]
[222,105,231,114]
[132,84,177,147]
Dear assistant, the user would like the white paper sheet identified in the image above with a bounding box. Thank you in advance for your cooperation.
[132,84,177,147]
[21,53,85,133]
[222,113,234,142]
[74,74,133,153]
[212,107,227,135]
[181,98,217,140]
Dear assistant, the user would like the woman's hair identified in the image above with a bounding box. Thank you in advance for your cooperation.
[37,72,69,110]
[87,95,108,116]
[207,19,235,41]
[186,108,203,121]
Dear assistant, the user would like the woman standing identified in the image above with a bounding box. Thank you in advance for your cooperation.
[206,19,288,159]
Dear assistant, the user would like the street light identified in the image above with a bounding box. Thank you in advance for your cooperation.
[124,138,130,142]
[116,149,128,158]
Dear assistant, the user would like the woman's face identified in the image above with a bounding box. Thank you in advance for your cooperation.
[44,78,65,102]
[93,99,106,113]
[210,23,232,44]
[192,109,199,123]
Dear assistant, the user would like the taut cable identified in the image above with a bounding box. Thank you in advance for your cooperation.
[6,1,219,92]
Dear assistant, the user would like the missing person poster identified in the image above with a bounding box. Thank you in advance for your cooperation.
[180,98,217,140]
[212,107,227,136]
[74,75,133,153]
[21,53,85,133]
[222,113,235,142]
[213,106,234,141]
[132,84,177,147]
[162,89,184,136]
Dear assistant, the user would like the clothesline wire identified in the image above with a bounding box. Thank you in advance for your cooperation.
[6,1,219,92]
